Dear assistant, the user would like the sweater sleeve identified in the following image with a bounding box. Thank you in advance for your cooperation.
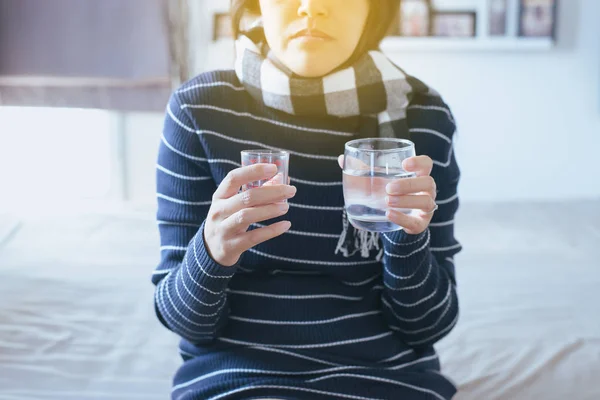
[380,127,462,349]
[151,92,237,345]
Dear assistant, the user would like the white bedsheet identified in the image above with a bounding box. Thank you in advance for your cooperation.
[0,202,599,399]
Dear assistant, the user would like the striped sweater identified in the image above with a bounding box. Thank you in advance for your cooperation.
[152,70,462,400]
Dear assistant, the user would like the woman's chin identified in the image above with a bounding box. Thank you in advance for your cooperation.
[286,57,341,78]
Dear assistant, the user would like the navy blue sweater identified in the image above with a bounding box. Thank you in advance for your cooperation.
[152,70,462,400]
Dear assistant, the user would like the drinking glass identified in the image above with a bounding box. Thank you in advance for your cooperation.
[342,138,417,233]
[241,150,290,191]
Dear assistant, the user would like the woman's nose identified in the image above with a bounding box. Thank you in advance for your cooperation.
[298,0,328,18]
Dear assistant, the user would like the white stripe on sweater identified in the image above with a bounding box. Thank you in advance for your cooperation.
[207,385,377,400]
[381,231,427,246]
[156,164,212,181]
[409,128,452,144]
[157,193,212,206]
[248,248,380,266]
[383,283,452,323]
[306,373,446,400]
[388,354,440,370]
[436,193,458,205]
[156,278,212,339]
[390,290,454,335]
[288,202,344,211]
[341,273,382,287]
[388,283,438,308]
[192,235,235,279]
[165,274,221,329]
[152,269,172,276]
[158,220,202,228]
[431,243,462,252]
[167,103,196,133]
[161,134,208,162]
[218,331,394,349]
[247,345,344,367]
[270,269,321,276]
[173,269,225,322]
[433,142,455,168]
[181,104,354,137]
[198,129,338,161]
[377,349,414,363]
[407,312,459,346]
[177,81,246,93]
[289,177,342,186]
[429,219,454,227]
[384,261,431,292]
[173,366,362,392]
[183,257,225,303]
[228,311,381,326]
[383,230,430,260]
[160,245,187,252]
[226,289,365,301]
[384,255,428,282]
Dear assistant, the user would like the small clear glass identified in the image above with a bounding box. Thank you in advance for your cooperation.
[241,150,290,191]
[342,138,417,233]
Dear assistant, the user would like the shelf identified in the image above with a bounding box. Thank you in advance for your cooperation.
[380,37,555,52]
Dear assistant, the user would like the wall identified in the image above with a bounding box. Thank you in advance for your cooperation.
[391,0,600,202]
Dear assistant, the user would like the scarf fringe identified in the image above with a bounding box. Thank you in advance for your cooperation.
[335,209,384,261]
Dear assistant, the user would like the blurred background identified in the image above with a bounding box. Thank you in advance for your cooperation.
[0,0,598,399]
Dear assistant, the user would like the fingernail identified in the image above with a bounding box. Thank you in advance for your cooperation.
[285,186,297,197]
[403,159,415,170]
[265,164,278,173]
[278,203,289,212]
[386,183,400,195]
[282,221,292,230]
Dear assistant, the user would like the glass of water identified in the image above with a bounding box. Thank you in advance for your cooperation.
[342,138,417,233]
[241,150,290,191]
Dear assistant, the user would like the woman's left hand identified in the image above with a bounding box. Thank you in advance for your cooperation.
[385,156,438,235]
[338,155,438,236]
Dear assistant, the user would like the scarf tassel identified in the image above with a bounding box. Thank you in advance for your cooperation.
[335,209,384,261]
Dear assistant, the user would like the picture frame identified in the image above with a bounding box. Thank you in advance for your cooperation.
[399,0,432,37]
[518,0,558,38]
[489,0,508,36]
[212,12,233,41]
[432,11,477,38]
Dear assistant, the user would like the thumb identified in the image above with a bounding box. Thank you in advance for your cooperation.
[338,155,344,169]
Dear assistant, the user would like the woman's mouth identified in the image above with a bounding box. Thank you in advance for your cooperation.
[290,29,334,43]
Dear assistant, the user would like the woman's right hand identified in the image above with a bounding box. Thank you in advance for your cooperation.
[204,164,296,267]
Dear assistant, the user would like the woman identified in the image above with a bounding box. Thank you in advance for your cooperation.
[152,0,462,398]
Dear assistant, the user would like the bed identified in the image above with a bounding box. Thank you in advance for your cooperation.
[0,201,599,399]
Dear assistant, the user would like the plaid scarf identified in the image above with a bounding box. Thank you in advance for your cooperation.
[234,29,435,259]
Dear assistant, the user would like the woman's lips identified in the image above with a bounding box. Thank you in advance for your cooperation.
[290,29,333,43]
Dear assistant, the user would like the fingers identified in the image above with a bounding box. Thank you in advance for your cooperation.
[222,202,290,234]
[386,210,428,235]
[338,155,344,169]
[234,220,292,250]
[215,184,297,220]
[402,156,433,177]
[386,176,436,199]
[386,194,436,212]
[263,173,285,186]
[213,164,278,200]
